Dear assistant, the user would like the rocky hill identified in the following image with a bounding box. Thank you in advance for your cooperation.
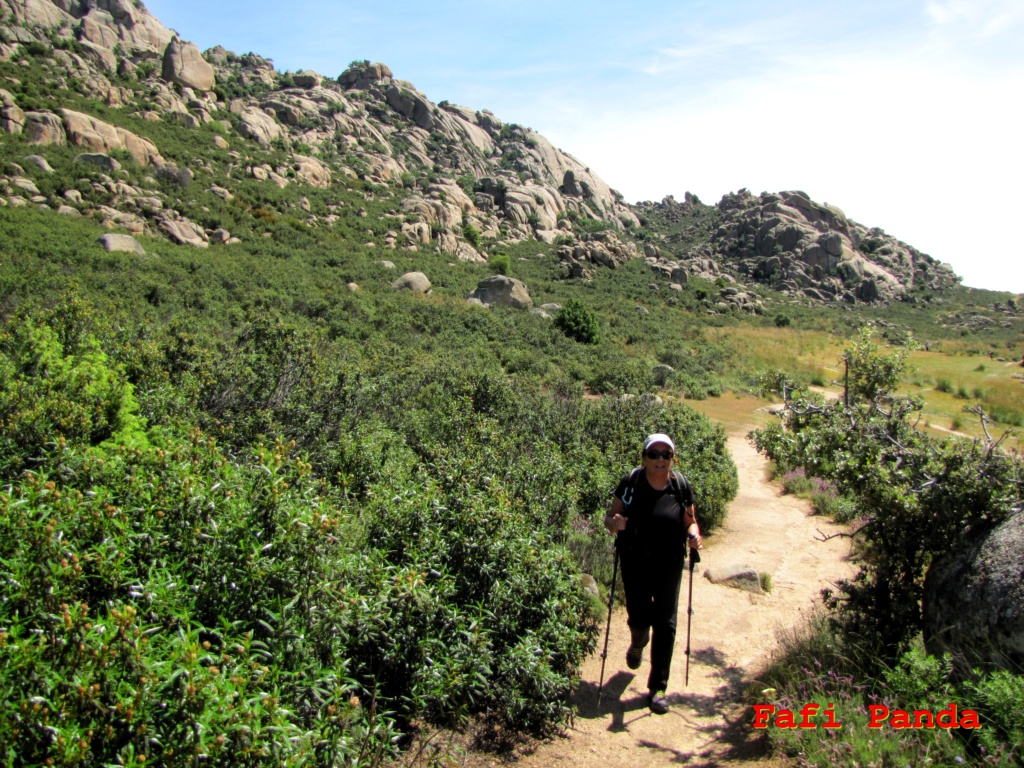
[636,190,960,304]
[0,0,960,304]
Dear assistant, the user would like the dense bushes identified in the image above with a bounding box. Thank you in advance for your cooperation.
[752,331,1023,658]
[758,621,1024,767]
[750,329,1023,764]
[0,301,737,765]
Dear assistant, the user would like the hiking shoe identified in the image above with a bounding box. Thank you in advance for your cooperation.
[625,644,643,670]
[648,690,670,715]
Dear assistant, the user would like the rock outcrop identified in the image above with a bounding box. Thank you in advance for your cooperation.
[1,0,174,57]
[162,37,215,92]
[468,275,533,309]
[0,0,969,292]
[60,109,164,167]
[392,272,431,293]
[923,510,1024,673]
[235,108,284,148]
[637,191,960,303]
[556,230,639,278]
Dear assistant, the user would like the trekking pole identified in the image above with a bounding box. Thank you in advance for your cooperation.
[596,547,619,706]
[684,540,701,687]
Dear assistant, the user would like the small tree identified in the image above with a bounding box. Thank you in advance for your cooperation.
[489,254,511,276]
[555,300,600,345]
[842,326,912,401]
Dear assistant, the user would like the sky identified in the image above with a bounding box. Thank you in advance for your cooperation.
[143,0,1024,293]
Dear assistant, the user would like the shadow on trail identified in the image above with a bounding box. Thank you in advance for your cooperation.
[569,645,769,763]
[633,710,770,766]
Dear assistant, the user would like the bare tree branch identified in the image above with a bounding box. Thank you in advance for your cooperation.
[815,522,869,542]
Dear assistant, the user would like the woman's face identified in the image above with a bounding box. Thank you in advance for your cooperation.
[643,442,674,473]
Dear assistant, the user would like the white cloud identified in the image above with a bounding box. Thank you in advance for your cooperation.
[926,0,1024,37]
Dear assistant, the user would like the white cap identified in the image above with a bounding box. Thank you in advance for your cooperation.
[643,433,675,453]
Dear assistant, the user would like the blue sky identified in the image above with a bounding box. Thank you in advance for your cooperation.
[144,0,1024,292]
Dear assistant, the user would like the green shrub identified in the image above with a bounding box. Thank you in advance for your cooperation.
[0,304,633,761]
[462,221,481,248]
[780,468,816,496]
[679,374,708,400]
[555,299,600,345]
[455,174,476,196]
[489,253,511,276]
[883,646,953,706]
[759,625,977,768]
[590,356,651,395]
[752,330,1021,662]
[774,313,791,328]
[0,301,147,480]
[936,377,953,393]
[960,669,1024,756]
[811,490,859,522]
[0,432,402,765]
[109,147,135,166]
[23,40,52,57]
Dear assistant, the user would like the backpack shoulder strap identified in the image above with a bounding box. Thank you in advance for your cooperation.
[621,466,643,511]
[670,470,693,509]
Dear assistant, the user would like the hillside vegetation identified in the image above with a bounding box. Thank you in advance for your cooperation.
[0,1,1022,766]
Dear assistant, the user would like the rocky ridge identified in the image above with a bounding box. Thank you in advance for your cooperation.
[0,0,963,304]
[637,189,960,304]
[0,0,639,269]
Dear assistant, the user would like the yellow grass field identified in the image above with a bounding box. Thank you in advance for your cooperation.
[691,328,1024,451]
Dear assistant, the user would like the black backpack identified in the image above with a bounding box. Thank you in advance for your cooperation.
[620,466,692,513]
[616,467,693,551]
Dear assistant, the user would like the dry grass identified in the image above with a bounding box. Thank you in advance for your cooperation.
[707,327,846,383]
[902,350,1024,449]
[678,390,776,433]
[696,329,1024,449]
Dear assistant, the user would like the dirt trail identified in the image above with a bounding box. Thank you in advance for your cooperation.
[509,427,857,768]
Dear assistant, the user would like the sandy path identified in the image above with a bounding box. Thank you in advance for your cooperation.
[506,429,857,768]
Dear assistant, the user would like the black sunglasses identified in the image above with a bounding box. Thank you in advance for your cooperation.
[645,449,674,460]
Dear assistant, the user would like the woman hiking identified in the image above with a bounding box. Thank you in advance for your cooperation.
[604,433,702,714]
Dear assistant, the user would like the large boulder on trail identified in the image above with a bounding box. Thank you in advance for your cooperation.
[704,565,764,595]
[922,509,1024,673]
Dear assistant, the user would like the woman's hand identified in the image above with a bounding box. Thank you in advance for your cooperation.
[606,513,627,532]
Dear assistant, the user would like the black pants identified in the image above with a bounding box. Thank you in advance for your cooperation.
[620,550,684,693]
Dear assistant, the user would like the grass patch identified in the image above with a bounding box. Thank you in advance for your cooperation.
[753,618,1023,767]
[811,490,859,522]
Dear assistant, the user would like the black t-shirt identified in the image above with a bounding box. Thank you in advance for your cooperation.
[613,470,695,560]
